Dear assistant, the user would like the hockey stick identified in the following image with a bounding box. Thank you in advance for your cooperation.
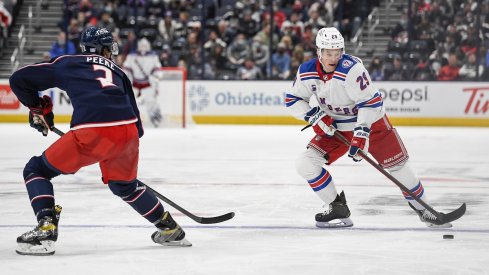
[300,124,466,224]
[51,126,235,224]
[331,130,466,225]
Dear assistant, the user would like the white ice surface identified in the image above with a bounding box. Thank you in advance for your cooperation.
[0,124,488,275]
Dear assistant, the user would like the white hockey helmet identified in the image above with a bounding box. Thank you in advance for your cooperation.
[137,38,151,54]
[315,27,344,50]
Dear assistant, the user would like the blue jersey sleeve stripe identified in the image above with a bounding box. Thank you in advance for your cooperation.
[356,92,382,108]
[285,93,303,107]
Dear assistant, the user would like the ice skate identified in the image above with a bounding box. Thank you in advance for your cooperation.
[408,203,452,228]
[16,205,62,256]
[152,212,192,247]
[315,191,353,228]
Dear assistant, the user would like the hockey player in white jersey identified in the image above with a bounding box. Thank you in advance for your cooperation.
[286,27,452,228]
[123,38,163,127]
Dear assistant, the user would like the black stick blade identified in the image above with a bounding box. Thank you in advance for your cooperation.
[440,203,466,224]
[197,212,235,224]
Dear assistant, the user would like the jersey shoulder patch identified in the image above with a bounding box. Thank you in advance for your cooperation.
[333,54,363,81]
[298,58,320,81]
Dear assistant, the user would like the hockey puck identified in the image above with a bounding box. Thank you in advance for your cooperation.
[443,234,454,239]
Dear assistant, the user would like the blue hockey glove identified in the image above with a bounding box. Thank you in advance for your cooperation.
[348,126,370,162]
[29,95,54,136]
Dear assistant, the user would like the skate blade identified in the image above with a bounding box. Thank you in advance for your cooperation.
[426,222,452,229]
[316,218,354,228]
[16,241,55,256]
[157,238,192,247]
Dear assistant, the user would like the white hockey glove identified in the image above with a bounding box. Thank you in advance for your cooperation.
[308,108,335,137]
[348,126,370,162]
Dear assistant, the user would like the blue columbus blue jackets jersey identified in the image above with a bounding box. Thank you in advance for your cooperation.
[9,54,143,137]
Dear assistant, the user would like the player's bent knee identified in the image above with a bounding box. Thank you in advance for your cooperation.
[295,151,324,180]
[108,180,139,198]
[23,156,60,180]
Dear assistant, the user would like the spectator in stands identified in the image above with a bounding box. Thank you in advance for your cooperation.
[289,45,305,80]
[78,0,95,25]
[291,45,305,65]
[204,30,227,56]
[237,59,263,80]
[411,57,436,81]
[97,11,116,33]
[445,24,462,45]
[368,57,384,81]
[173,11,190,41]
[385,55,409,81]
[237,9,259,39]
[217,20,236,46]
[280,35,294,55]
[146,0,164,20]
[209,44,229,72]
[262,2,286,29]
[437,53,460,81]
[120,30,137,56]
[187,44,215,80]
[306,9,326,35]
[67,18,83,53]
[159,44,178,67]
[158,11,177,44]
[49,31,76,59]
[253,24,279,48]
[301,24,316,55]
[459,52,484,81]
[390,12,407,41]
[280,21,300,45]
[227,34,251,68]
[0,0,12,34]
[270,42,291,80]
[308,0,335,27]
[333,0,362,41]
[289,12,305,37]
[460,26,478,55]
[250,37,269,74]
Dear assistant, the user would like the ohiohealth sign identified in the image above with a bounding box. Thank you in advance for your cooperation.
[187,81,489,126]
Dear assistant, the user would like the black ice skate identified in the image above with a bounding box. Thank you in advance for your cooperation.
[315,191,353,228]
[16,205,62,256]
[408,203,452,228]
[152,211,191,247]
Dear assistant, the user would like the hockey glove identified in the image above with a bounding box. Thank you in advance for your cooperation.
[308,108,336,137]
[348,126,370,162]
[29,95,54,136]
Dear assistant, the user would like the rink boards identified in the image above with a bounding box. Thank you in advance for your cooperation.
[0,80,488,126]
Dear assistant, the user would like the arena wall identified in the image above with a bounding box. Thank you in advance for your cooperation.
[1,80,488,126]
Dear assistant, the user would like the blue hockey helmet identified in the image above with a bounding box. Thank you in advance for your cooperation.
[80,26,119,55]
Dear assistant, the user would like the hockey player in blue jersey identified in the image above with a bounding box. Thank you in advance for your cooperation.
[9,27,191,255]
[286,27,453,228]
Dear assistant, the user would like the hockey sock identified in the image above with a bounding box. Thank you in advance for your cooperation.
[111,180,165,224]
[388,161,427,210]
[24,175,55,221]
[307,168,338,204]
[23,156,60,221]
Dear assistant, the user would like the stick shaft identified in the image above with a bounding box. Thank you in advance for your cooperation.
[333,131,440,216]
[51,126,234,224]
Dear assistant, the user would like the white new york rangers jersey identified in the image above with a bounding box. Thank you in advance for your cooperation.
[285,54,385,131]
[123,52,162,84]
